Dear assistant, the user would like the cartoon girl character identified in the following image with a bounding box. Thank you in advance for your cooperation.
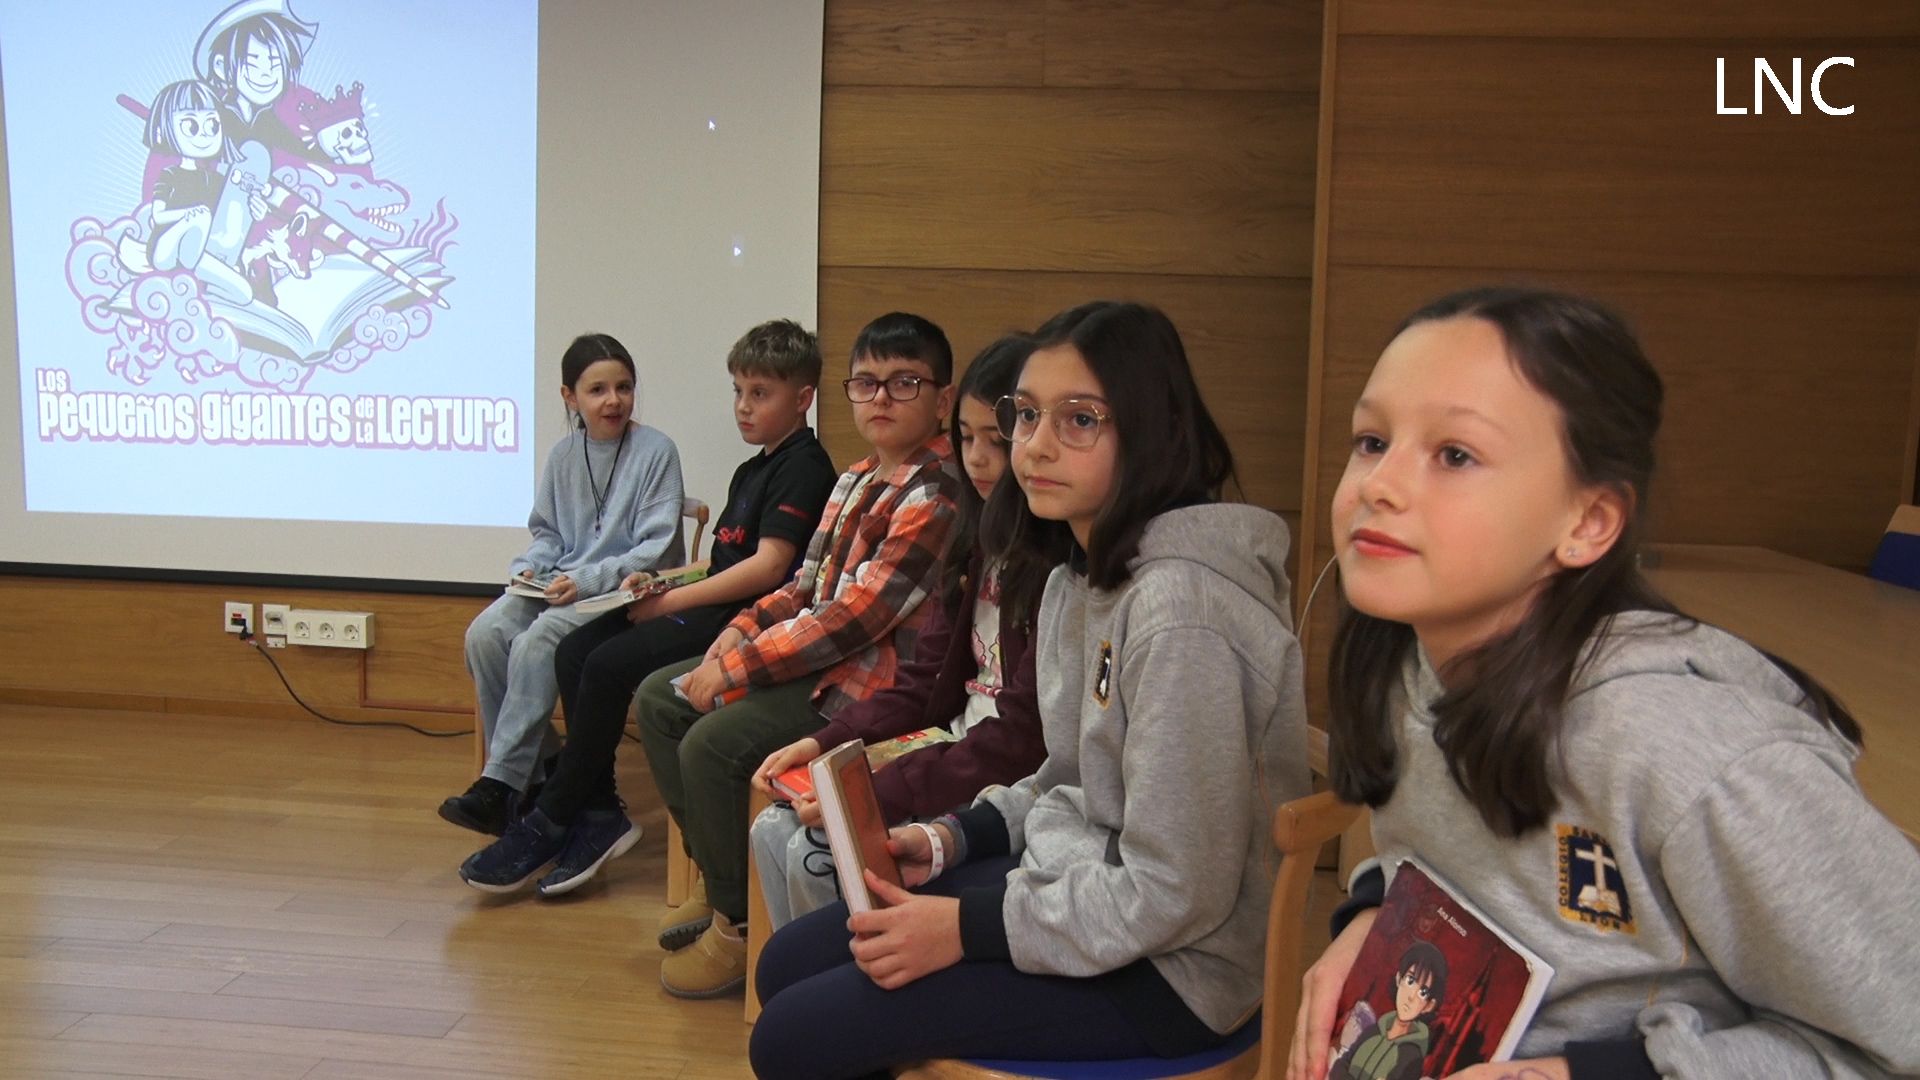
[141,79,263,304]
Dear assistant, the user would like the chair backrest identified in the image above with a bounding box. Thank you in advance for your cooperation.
[1869,504,1920,591]
[1257,790,1361,1078]
[683,496,710,562]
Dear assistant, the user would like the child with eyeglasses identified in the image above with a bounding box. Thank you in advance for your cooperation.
[745,335,1058,931]
[638,312,963,999]
[748,301,1312,1078]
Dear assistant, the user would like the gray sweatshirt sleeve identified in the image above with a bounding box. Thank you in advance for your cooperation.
[997,625,1260,977]
[509,451,563,578]
[1643,739,1920,1079]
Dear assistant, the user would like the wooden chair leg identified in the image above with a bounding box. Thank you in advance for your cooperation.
[744,787,772,1024]
[666,817,692,907]
[472,707,486,776]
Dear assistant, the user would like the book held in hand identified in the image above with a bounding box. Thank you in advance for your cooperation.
[769,727,959,804]
[770,764,813,802]
[1329,858,1553,1079]
[572,565,712,613]
[808,738,903,914]
[504,571,560,599]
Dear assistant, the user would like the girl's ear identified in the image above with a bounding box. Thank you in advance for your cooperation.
[1555,483,1630,569]
[559,383,580,426]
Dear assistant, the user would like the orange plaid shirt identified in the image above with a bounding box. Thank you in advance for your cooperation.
[719,434,959,718]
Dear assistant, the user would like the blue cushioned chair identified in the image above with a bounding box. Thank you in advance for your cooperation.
[1868,505,1920,591]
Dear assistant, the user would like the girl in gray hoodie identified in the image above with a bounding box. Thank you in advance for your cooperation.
[1293,288,1920,1080]
[748,301,1312,1079]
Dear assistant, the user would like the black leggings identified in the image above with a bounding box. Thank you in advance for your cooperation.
[540,603,736,825]
[749,856,1215,1080]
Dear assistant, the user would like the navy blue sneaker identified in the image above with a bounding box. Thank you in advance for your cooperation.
[536,810,642,897]
[459,807,567,893]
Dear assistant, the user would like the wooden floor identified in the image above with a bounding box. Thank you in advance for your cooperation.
[0,701,1341,1079]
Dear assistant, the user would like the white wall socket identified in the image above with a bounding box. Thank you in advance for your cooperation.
[286,609,375,650]
[222,601,253,636]
[261,603,292,637]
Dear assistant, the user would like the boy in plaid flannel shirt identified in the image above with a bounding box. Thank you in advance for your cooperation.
[640,312,962,998]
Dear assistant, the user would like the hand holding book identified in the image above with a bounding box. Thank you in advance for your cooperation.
[846,873,962,991]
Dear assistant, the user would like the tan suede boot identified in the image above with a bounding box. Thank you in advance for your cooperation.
[655,875,713,951]
[659,911,747,999]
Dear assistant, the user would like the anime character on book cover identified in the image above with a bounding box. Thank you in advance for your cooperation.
[63,0,460,392]
[1330,871,1539,1080]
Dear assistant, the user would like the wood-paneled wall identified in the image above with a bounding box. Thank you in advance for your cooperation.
[816,0,1321,512]
[0,576,484,725]
[1298,1,1920,603]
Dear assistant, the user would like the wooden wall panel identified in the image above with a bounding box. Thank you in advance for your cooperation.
[1338,0,1920,38]
[820,88,1316,277]
[1329,40,1920,277]
[1041,0,1323,92]
[823,1,1044,87]
[0,577,484,724]
[817,268,1311,508]
[818,0,1322,519]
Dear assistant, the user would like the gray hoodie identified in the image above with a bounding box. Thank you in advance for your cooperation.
[1366,611,1920,1078]
[974,503,1312,1034]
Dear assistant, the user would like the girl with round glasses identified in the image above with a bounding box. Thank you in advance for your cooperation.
[749,301,1311,1077]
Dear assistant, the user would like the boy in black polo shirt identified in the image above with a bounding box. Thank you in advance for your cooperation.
[454,318,838,896]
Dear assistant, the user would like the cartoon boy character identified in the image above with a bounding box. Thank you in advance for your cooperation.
[193,0,322,160]
[1335,940,1449,1080]
[141,78,264,304]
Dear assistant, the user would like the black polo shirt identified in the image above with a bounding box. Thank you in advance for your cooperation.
[709,425,837,581]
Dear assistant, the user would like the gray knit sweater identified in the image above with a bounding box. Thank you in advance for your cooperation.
[970,503,1313,1034]
[506,423,685,598]
[1367,611,1920,1078]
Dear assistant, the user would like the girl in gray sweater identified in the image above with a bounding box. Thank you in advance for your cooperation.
[748,301,1311,1079]
[440,333,685,839]
[1293,288,1920,1080]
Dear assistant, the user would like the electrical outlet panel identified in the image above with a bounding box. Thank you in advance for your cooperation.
[223,601,253,636]
[285,609,375,650]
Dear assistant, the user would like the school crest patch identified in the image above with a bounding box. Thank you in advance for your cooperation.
[1556,825,1635,934]
[1093,640,1113,707]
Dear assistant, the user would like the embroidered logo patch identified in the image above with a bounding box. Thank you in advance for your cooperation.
[1557,825,1635,934]
[1093,640,1113,707]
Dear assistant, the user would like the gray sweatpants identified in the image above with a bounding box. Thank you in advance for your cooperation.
[749,802,845,931]
[465,593,603,791]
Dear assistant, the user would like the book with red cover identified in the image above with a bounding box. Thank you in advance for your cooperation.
[1328,858,1553,1078]
[808,738,902,913]
[771,727,958,803]
[771,764,813,801]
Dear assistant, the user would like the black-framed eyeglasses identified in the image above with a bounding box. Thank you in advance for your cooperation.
[995,394,1113,449]
[843,374,932,403]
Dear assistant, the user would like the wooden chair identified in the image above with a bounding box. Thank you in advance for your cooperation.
[664,495,712,908]
[1868,504,1920,591]
[683,496,710,562]
[888,789,1360,1079]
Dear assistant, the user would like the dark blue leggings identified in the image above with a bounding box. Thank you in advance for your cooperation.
[748,856,1163,1080]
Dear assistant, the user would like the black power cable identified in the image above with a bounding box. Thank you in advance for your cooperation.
[238,630,468,739]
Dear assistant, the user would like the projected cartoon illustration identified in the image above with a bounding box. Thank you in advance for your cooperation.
[64,0,455,393]
[4,0,537,525]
